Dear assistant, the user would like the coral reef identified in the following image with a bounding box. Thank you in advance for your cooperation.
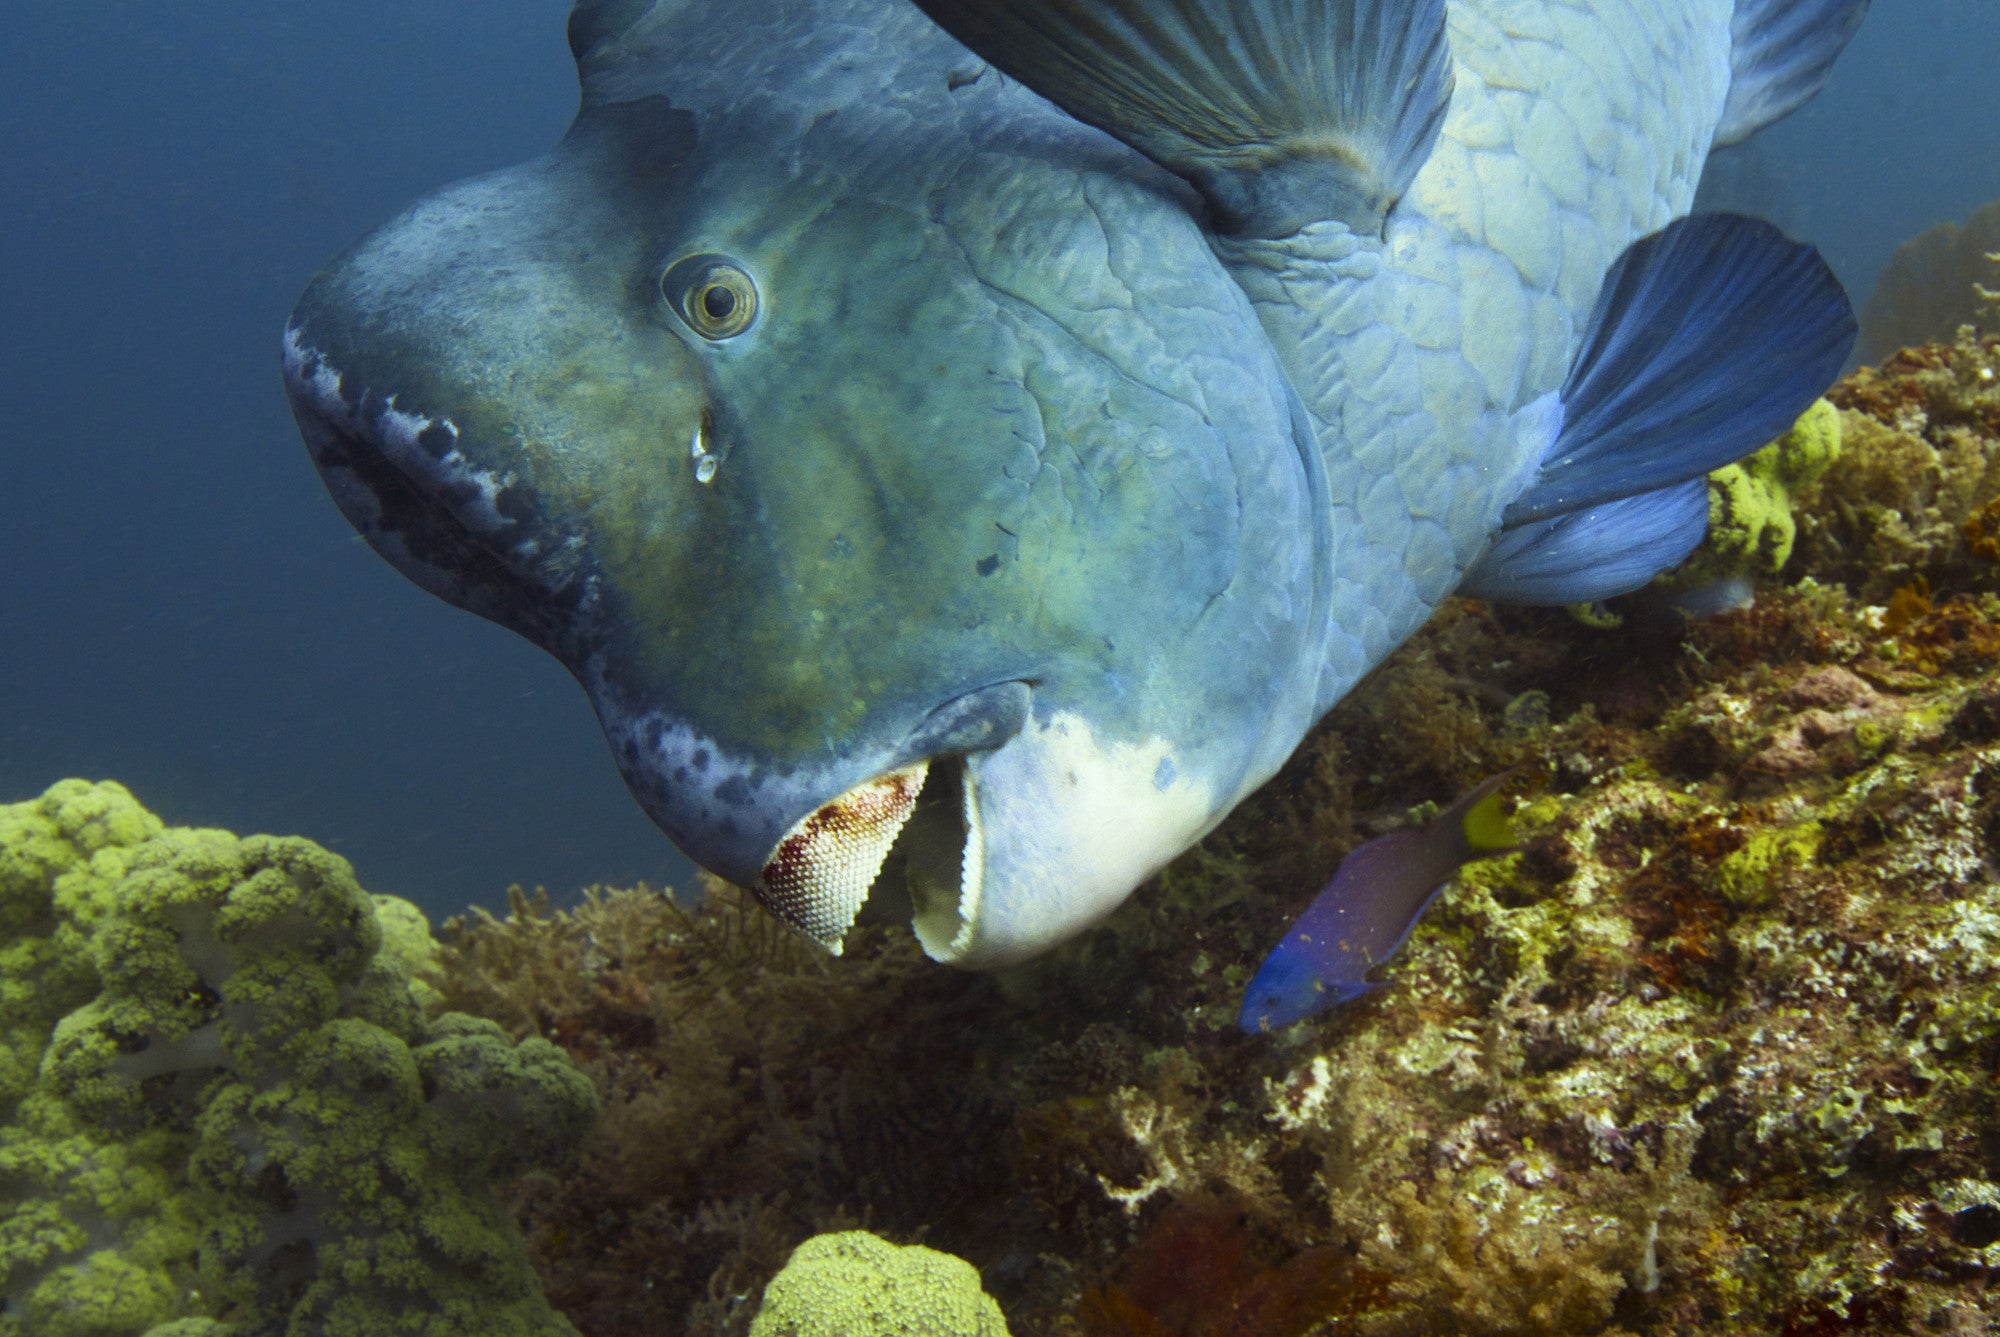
[1858,201,2000,364]
[426,332,2000,1337]
[1801,328,2000,602]
[0,781,596,1337]
[747,1231,1010,1337]
[14,337,1991,1334]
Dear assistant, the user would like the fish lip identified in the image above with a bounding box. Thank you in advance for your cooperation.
[750,682,1029,956]
[281,327,598,656]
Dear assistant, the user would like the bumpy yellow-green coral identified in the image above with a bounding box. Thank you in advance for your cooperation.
[749,1232,1011,1337]
[1663,398,1841,598]
[0,781,597,1337]
[0,781,163,1122]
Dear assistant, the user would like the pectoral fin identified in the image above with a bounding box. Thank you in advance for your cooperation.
[906,0,1453,238]
[1462,481,1711,605]
[1470,215,1854,605]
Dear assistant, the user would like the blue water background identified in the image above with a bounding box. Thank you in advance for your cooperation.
[1,0,1995,922]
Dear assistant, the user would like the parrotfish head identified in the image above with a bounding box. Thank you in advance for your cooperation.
[283,0,1330,967]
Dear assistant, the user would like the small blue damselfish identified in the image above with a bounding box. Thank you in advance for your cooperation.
[1239,776,1521,1033]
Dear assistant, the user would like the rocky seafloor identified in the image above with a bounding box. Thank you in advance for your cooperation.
[430,331,2000,1335]
[7,331,1999,1337]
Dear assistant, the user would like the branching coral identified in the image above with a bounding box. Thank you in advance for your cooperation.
[0,781,596,1337]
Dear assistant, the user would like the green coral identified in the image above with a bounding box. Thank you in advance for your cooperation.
[749,1232,1010,1337]
[1664,397,1842,597]
[0,781,598,1337]
[0,780,163,1123]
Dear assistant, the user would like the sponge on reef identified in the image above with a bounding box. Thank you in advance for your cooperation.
[749,1231,1011,1337]
[0,779,597,1337]
[1658,396,1842,600]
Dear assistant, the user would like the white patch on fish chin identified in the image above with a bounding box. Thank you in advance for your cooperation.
[931,710,1218,968]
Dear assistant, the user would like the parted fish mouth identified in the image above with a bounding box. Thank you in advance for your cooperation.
[756,755,981,960]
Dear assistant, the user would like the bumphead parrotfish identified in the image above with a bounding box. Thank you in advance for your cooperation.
[283,0,1864,968]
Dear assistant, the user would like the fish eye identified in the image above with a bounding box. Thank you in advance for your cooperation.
[661,253,758,340]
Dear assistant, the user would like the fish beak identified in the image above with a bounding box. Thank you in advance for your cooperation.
[756,708,1216,968]
[758,757,981,959]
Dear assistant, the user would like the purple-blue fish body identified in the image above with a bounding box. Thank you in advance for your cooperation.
[1239,775,1518,1032]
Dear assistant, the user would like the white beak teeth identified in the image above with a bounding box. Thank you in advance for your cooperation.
[756,761,929,954]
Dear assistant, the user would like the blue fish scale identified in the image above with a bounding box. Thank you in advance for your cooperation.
[931,149,1321,665]
[1223,0,1732,712]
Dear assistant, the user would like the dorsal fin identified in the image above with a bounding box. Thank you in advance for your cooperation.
[568,0,669,105]
[906,0,1453,238]
[1715,0,1871,146]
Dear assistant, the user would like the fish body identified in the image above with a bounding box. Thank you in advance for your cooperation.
[283,0,1861,966]
[1239,775,1520,1033]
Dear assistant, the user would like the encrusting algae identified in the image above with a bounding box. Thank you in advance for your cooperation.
[9,332,2000,1335]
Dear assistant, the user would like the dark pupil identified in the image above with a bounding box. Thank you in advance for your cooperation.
[701,285,737,321]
